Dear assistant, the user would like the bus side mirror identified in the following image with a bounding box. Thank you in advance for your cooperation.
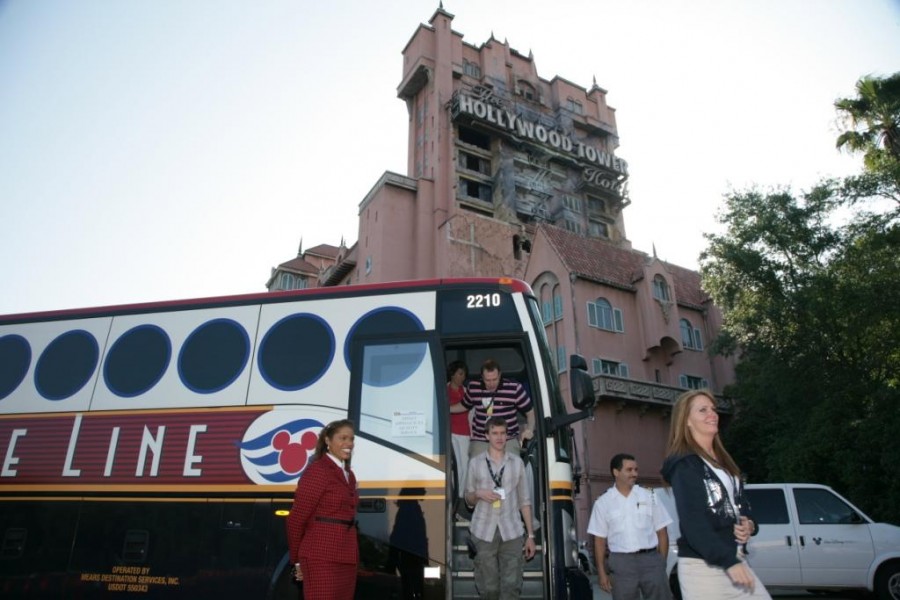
[569,355,595,410]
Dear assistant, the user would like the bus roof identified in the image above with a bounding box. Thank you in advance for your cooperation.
[0,277,534,324]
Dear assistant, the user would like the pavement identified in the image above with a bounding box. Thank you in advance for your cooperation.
[585,575,857,599]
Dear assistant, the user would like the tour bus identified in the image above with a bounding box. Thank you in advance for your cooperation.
[0,278,597,599]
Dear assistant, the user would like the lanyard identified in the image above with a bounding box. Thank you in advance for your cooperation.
[486,457,505,488]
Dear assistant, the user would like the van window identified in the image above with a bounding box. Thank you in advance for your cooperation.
[745,488,790,524]
[794,488,858,524]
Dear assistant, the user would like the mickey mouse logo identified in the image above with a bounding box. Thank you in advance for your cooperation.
[239,414,324,484]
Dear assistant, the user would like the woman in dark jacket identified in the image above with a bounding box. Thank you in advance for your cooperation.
[661,390,770,599]
[286,419,359,599]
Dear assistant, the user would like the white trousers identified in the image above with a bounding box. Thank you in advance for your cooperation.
[451,433,469,497]
[677,557,771,600]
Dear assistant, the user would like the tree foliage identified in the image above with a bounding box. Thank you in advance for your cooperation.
[701,72,900,523]
[835,72,900,169]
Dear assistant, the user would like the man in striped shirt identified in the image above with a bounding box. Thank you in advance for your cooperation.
[452,358,535,457]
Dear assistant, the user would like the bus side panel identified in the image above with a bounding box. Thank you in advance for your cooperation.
[0,500,79,598]
[0,499,290,600]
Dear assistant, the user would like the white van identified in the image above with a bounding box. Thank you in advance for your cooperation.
[655,483,900,599]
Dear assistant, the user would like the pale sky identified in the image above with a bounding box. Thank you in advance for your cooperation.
[1,0,898,316]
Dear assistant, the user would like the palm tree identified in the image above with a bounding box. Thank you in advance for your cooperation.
[835,72,900,168]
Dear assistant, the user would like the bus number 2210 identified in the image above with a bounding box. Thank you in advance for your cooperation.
[466,293,502,308]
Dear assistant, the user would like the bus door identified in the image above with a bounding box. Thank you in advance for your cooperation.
[442,342,549,599]
[347,332,447,599]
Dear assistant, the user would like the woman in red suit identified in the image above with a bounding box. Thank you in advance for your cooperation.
[286,419,359,599]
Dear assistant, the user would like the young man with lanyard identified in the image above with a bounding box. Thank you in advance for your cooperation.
[587,453,673,600]
[465,416,536,599]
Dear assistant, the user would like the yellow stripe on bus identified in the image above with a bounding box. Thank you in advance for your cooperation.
[0,481,444,495]
[0,484,292,493]
[0,479,573,496]
[550,480,573,490]
[0,496,268,503]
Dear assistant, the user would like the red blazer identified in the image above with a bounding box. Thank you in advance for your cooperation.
[286,456,359,565]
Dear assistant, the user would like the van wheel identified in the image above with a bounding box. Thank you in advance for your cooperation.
[876,562,900,600]
[668,571,683,600]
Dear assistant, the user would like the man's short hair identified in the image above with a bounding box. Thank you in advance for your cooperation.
[610,452,636,475]
[481,358,500,374]
[485,415,508,432]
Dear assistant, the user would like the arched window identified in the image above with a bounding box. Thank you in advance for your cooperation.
[652,275,670,302]
[595,298,613,330]
[553,287,563,320]
[533,275,565,371]
[540,283,553,325]
[680,318,703,350]
[680,319,694,348]
[280,272,295,290]
[587,298,623,332]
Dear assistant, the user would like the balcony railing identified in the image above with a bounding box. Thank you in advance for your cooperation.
[591,374,733,412]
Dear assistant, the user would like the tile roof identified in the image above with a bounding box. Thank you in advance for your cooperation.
[304,244,341,259]
[666,262,710,308]
[275,257,319,274]
[538,224,710,308]
[540,224,645,290]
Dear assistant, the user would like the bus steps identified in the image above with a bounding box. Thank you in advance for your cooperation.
[452,518,545,598]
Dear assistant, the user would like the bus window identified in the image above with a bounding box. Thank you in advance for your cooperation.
[355,341,440,461]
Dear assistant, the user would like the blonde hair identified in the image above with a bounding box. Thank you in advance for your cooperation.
[313,419,355,467]
[666,389,740,476]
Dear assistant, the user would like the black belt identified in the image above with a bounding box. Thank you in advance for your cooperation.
[615,547,657,554]
[314,516,357,529]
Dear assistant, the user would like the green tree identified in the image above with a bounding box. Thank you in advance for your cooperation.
[701,72,900,522]
[702,184,900,522]
[835,72,900,183]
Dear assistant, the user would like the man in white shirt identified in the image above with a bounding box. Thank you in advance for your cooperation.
[587,453,672,600]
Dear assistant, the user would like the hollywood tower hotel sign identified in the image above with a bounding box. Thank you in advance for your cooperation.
[450,85,629,199]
